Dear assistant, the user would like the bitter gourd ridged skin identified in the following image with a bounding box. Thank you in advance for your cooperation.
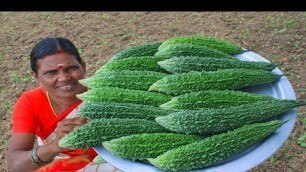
[158,36,244,55]
[160,90,276,110]
[103,133,202,160]
[156,99,306,135]
[77,102,174,121]
[148,120,283,171]
[58,118,170,149]
[158,56,276,73]
[149,69,282,96]
[95,56,169,73]
[154,43,235,60]
[76,86,172,107]
[92,155,106,164]
[110,42,162,61]
[79,70,167,91]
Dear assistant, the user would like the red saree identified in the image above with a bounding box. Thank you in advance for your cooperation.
[12,87,97,172]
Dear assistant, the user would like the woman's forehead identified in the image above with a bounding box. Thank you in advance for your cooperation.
[37,53,79,69]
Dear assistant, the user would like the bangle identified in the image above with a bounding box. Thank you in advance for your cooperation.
[30,146,53,166]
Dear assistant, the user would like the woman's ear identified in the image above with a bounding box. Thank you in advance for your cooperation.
[81,62,87,73]
[31,71,42,87]
[31,71,38,81]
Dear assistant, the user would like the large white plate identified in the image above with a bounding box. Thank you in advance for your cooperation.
[94,51,297,172]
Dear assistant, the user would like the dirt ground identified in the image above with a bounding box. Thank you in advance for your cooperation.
[0,12,305,172]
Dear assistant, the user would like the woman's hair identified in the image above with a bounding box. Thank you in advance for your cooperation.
[30,37,84,73]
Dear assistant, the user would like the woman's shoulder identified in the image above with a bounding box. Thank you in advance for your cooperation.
[20,87,46,100]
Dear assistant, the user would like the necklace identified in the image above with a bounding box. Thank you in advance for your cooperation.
[46,92,57,117]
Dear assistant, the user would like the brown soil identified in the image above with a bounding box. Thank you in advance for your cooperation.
[0,12,305,172]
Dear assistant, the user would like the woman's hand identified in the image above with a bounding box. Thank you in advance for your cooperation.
[50,117,90,153]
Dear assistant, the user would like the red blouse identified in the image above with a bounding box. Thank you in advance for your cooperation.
[12,87,97,171]
[12,87,82,140]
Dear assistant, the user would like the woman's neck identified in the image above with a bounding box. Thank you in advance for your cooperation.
[46,92,81,115]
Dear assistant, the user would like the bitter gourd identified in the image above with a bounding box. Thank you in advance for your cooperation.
[149,69,282,96]
[103,133,201,160]
[156,99,306,135]
[158,56,276,73]
[158,35,244,55]
[92,155,106,164]
[110,42,162,61]
[160,90,276,110]
[155,43,235,60]
[79,70,167,91]
[58,118,170,148]
[76,86,172,107]
[77,102,174,121]
[148,120,283,171]
[95,56,168,73]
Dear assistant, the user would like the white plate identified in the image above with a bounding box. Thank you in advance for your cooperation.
[94,51,297,172]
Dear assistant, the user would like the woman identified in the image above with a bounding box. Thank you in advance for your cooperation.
[7,37,120,172]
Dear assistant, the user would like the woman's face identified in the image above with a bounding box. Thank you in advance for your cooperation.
[33,52,86,100]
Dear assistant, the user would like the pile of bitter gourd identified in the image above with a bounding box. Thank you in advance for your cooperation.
[59,35,306,171]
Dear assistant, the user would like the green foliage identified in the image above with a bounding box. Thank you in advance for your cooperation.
[10,71,34,84]
[0,51,3,61]
[297,117,306,148]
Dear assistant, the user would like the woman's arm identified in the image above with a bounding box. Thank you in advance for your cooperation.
[7,117,89,172]
[7,133,58,172]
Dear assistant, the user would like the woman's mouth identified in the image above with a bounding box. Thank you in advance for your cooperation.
[56,83,76,91]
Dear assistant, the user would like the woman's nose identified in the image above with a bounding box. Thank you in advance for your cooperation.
[58,71,71,82]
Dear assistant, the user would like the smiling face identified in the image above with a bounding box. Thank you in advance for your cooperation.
[33,52,86,100]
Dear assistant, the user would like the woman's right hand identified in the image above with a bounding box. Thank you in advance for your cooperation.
[50,117,90,153]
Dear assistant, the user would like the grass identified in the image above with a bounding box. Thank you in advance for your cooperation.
[0,98,13,117]
[297,116,306,147]
[101,12,109,19]
[241,28,251,38]
[293,41,300,50]
[10,71,34,84]
[283,19,296,29]
[95,40,110,50]
[29,27,38,36]
[298,132,306,147]
[127,16,139,25]
[42,12,53,21]
[0,51,3,61]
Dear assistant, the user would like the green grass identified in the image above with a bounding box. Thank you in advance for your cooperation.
[0,98,13,116]
[42,12,53,21]
[293,41,300,50]
[0,51,3,61]
[267,155,276,163]
[297,132,306,147]
[0,135,9,146]
[95,40,110,49]
[78,48,84,57]
[127,16,139,25]
[30,27,38,36]
[10,71,34,84]
[283,19,296,29]
[108,34,114,39]
[241,28,251,38]
[101,12,109,19]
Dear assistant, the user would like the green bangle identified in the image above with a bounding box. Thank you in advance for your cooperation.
[30,146,53,166]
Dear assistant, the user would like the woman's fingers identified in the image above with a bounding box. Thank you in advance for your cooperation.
[62,117,89,126]
[55,117,89,136]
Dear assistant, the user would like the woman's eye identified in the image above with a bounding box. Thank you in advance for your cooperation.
[45,70,57,75]
[67,66,79,72]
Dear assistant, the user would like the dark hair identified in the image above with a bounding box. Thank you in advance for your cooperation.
[30,37,84,73]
